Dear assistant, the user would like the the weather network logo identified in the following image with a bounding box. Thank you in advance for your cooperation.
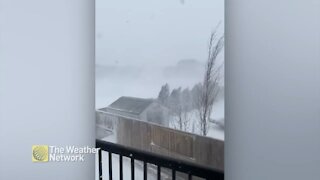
[32,144,99,162]
[32,145,49,162]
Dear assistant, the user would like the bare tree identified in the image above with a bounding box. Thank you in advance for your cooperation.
[168,87,183,130]
[158,83,170,106]
[196,29,224,136]
[181,88,192,131]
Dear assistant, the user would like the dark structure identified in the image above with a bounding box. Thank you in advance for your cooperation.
[99,96,169,126]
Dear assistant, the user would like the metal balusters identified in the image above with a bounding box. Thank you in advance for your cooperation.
[108,152,112,180]
[143,162,147,180]
[157,166,161,180]
[131,158,135,180]
[119,155,123,180]
[172,170,176,180]
[98,149,102,180]
[96,139,224,180]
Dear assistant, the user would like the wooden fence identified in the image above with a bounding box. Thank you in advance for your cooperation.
[96,110,224,171]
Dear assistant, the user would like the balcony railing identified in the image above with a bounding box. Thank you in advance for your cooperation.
[96,139,224,180]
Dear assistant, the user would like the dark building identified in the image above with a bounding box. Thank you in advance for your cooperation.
[99,96,169,126]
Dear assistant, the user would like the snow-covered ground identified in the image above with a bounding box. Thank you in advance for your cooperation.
[169,109,224,141]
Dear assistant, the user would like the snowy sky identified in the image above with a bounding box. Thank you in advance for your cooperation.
[96,0,224,67]
[95,0,225,119]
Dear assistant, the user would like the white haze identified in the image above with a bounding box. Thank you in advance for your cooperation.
[96,0,224,67]
[96,0,224,121]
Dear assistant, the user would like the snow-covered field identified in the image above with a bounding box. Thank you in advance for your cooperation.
[169,109,224,140]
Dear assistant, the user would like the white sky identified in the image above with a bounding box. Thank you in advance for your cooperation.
[96,0,224,67]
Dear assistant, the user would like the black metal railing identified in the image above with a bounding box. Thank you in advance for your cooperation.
[96,139,224,180]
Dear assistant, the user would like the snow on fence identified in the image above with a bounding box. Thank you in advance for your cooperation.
[96,110,224,172]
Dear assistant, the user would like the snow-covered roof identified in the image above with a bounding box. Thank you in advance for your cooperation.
[100,96,154,115]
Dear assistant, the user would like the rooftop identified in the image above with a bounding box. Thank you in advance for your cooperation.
[99,96,154,115]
